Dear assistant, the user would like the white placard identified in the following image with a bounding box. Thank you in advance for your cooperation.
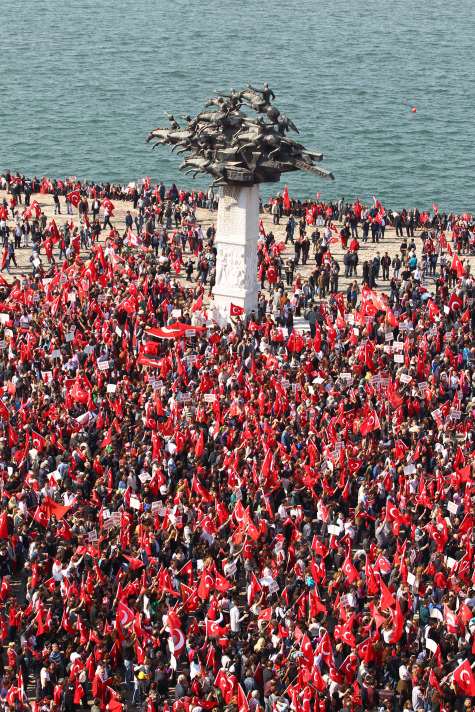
[426,638,438,653]
[267,580,280,594]
[102,508,111,520]
[451,410,461,420]
[403,464,416,475]
[43,371,53,383]
[115,327,122,337]
[203,394,216,403]
[151,501,163,515]
[84,345,94,355]
[406,572,415,586]
[418,382,428,392]
[50,349,61,358]
[385,332,394,341]
[185,330,196,338]
[171,309,182,317]
[102,518,115,531]
[393,341,404,351]
[106,384,117,393]
[139,473,151,483]
[0,314,9,324]
[97,360,109,370]
[400,374,412,384]
[340,594,349,608]
[88,529,98,542]
[224,561,237,576]
[447,501,458,514]
[129,495,141,510]
[180,393,191,402]
[327,524,341,535]
[394,354,404,363]
[281,379,290,388]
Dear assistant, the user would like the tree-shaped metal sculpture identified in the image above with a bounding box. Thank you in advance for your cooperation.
[147,84,334,186]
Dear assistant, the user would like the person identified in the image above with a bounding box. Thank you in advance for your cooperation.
[102,204,113,230]
[207,187,214,211]
[285,214,295,244]
[271,200,280,225]
[381,251,391,280]
[53,190,61,215]
[0,177,475,712]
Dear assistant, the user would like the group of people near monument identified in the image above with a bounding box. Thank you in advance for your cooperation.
[0,171,474,712]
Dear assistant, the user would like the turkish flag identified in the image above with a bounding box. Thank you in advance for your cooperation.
[444,603,463,634]
[116,600,135,627]
[205,618,226,637]
[257,607,272,622]
[168,611,185,658]
[312,537,329,557]
[118,296,136,315]
[360,410,380,436]
[300,634,314,669]
[214,572,232,592]
[31,431,46,452]
[0,513,8,539]
[453,659,475,696]
[68,191,81,208]
[192,293,203,312]
[451,253,466,279]
[448,292,463,312]
[379,578,396,611]
[197,566,214,599]
[342,556,359,584]
[122,555,145,570]
[389,597,404,642]
[316,631,334,667]
[283,185,290,211]
[191,474,213,502]
[35,496,71,525]
[230,303,244,316]
[101,197,115,212]
[194,430,204,458]
[8,424,18,447]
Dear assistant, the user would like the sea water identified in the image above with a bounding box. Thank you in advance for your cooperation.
[0,0,473,213]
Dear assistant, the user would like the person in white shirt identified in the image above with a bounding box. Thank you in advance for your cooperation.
[230,598,247,633]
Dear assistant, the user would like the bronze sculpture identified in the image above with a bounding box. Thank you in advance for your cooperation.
[146,85,334,186]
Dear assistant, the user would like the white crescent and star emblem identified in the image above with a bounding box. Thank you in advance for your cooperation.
[171,627,185,652]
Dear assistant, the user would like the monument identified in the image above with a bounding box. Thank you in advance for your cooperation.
[147,84,334,321]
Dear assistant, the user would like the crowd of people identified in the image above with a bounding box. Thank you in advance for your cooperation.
[0,170,473,712]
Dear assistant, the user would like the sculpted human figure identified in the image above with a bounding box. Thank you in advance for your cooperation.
[246,82,276,103]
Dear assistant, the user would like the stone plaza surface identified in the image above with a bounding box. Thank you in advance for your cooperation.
[1,188,466,330]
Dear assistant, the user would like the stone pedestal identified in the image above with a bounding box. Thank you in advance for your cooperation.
[211,184,260,325]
